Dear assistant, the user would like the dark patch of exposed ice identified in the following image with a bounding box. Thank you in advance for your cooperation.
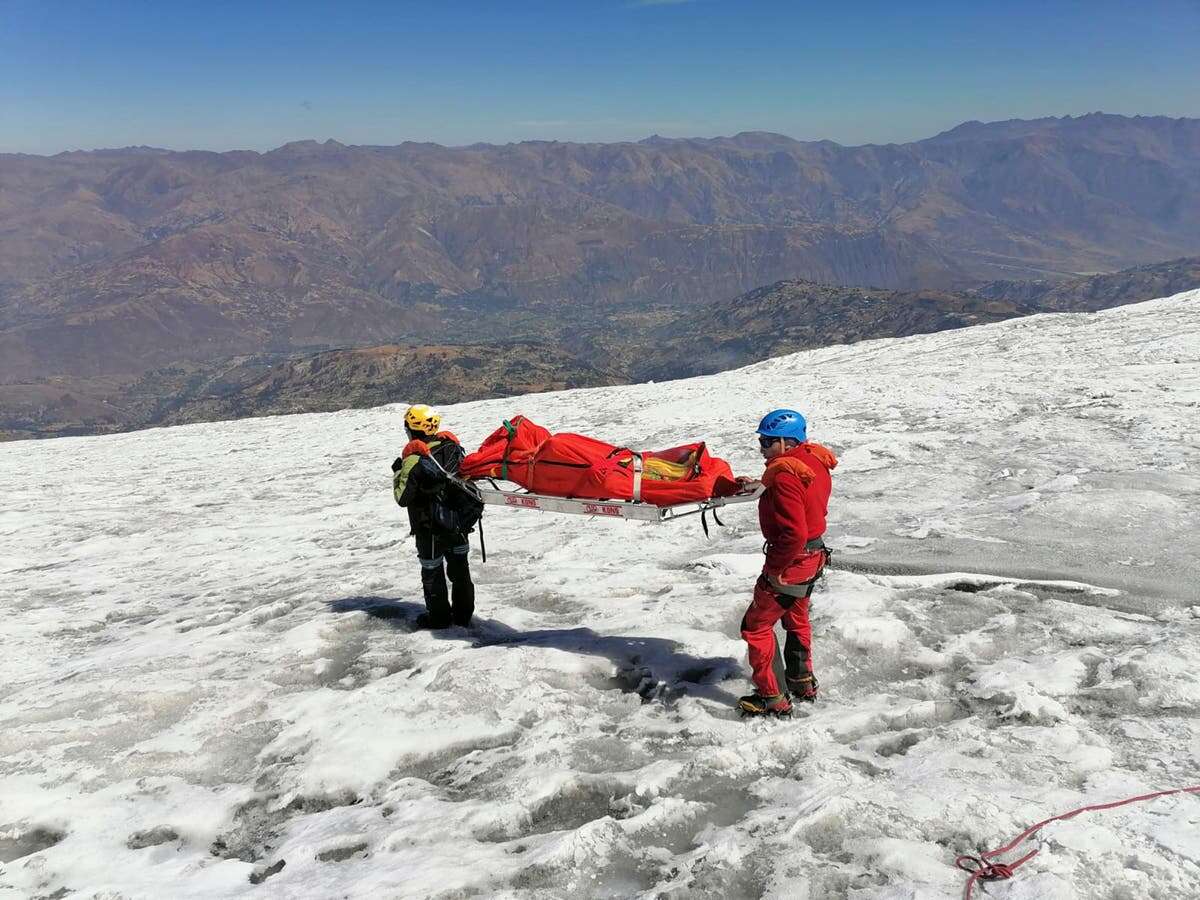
[126,826,179,850]
[0,826,65,862]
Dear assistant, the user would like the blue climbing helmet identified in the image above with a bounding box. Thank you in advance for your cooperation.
[757,408,807,442]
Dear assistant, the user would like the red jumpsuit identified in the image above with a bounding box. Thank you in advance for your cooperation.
[741,442,837,697]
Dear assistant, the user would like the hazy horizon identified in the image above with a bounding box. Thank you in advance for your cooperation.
[4,0,1198,156]
[7,109,1200,158]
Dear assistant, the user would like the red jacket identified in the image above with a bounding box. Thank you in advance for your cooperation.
[758,442,837,583]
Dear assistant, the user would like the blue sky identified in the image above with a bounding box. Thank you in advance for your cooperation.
[2,0,1198,154]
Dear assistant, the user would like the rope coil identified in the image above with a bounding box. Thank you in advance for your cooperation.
[958,785,1200,899]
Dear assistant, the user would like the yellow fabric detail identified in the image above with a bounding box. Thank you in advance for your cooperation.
[618,451,698,482]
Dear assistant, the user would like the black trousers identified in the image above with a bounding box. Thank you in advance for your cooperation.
[414,527,474,626]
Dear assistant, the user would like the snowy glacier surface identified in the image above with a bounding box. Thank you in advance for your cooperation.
[2,292,1199,899]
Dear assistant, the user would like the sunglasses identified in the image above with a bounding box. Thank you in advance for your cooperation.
[758,435,780,449]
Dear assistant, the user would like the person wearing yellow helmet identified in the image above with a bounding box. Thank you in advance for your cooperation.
[403,403,441,437]
[392,404,476,628]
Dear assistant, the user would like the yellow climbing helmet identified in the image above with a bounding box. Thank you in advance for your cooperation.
[404,403,441,436]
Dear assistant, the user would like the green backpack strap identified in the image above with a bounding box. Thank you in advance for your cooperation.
[500,419,518,481]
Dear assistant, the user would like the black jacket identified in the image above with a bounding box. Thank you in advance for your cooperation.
[392,437,465,531]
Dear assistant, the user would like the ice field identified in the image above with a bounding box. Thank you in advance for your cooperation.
[2,292,1199,899]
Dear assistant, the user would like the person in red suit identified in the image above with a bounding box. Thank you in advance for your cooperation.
[739,409,837,717]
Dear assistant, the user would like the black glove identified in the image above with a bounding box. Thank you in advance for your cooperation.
[391,456,404,473]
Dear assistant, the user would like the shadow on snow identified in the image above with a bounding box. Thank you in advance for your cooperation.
[327,595,742,706]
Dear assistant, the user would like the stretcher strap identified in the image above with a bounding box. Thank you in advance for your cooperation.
[605,447,644,503]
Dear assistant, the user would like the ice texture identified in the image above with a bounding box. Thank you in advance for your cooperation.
[1,292,1199,898]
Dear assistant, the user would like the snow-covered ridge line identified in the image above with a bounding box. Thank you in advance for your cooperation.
[1,291,1198,898]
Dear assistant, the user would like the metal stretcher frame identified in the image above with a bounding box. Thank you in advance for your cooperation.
[475,482,765,524]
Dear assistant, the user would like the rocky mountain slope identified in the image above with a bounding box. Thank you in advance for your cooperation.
[632,285,1033,381]
[3,115,1199,438]
[171,256,1200,421]
[975,256,1200,311]
[628,255,1200,380]
[158,343,624,425]
[3,114,1199,384]
[9,255,1181,440]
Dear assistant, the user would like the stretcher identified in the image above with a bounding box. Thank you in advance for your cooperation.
[475,480,764,528]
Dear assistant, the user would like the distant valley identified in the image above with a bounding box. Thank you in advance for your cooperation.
[2,114,1199,438]
[3,256,1196,439]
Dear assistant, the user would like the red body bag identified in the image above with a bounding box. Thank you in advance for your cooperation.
[460,415,739,505]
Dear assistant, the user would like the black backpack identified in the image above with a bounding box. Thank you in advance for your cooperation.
[425,458,485,536]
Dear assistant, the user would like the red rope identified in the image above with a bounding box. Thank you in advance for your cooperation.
[956,785,1200,899]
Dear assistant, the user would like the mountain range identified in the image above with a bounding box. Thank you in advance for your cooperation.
[2,114,1199,438]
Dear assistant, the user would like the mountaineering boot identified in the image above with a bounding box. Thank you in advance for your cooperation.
[786,674,819,703]
[414,611,452,630]
[738,692,793,717]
